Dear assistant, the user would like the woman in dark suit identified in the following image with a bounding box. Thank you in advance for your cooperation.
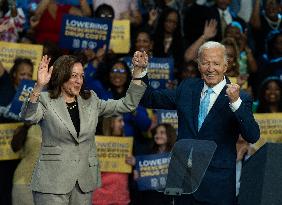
[20,53,148,205]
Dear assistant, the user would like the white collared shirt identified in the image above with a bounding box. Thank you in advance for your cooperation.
[200,77,242,114]
[218,8,233,25]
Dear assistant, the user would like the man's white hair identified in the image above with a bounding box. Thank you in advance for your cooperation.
[197,41,227,64]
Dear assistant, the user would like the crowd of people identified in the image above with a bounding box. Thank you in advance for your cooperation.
[0,0,281,205]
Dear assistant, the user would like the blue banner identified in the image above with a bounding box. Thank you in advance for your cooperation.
[156,109,178,131]
[122,57,174,89]
[56,0,92,5]
[135,153,170,191]
[16,1,92,13]
[59,15,112,51]
[9,80,35,115]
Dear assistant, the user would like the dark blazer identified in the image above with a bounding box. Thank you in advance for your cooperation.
[209,6,246,42]
[140,77,260,204]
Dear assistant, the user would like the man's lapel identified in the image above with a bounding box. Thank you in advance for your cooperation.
[50,96,79,143]
[192,80,204,133]
[202,86,229,128]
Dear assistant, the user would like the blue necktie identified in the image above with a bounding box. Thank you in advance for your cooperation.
[198,88,213,130]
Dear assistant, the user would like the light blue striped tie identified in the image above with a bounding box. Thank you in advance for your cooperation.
[198,88,213,130]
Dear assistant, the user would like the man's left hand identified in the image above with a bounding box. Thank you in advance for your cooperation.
[132,51,148,78]
[226,83,240,103]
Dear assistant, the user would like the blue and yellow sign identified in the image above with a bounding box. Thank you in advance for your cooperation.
[135,153,170,191]
[95,136,133,173]
[59,15,112,51]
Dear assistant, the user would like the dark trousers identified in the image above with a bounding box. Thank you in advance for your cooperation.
[0,160,20,205]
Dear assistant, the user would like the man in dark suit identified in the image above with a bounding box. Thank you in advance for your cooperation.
[135,41,260,204]
[208,0,246,42]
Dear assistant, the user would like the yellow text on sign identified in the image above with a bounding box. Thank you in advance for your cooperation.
[0,41,43,80]
[109,20,130,54]
[254,113,282,150]
[95,136,133,173]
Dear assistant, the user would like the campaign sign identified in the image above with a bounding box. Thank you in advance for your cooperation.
[59,15,112,51]
[0,123,23,160]
[95,136,133,173]
[9,80,35,115]
[253,113,282,150]
[156,109,178,130]
[0,41,43,79]
[135,153,170,191]
[109,20,130,53]
[122,57,174,89]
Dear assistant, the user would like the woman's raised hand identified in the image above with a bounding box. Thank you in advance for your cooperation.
[37,55,53,87]
[132,51,148,78]
[132,51,148,68]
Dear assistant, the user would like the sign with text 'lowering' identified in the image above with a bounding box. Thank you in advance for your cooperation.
[95,136,133,173]
[135,153,170,191]
[123,57,174,90]
[0,41,42,79]
[60,15,112,51]
[254,113,282,150]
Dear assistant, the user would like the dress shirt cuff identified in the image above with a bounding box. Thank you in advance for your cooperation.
[229,97,242,112]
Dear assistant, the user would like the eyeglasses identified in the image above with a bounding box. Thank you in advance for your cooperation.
[100,14,113,18]
[111,68,126,74]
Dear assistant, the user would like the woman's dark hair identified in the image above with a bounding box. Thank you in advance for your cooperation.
[257,76,282,113]
[151,123,177,153]
[43,41,63,66]
[265,30,282,59]
[94,3,115,19]
[110,60,132,99]
[153,7,183,68]
[130,28,153,55]
[9,58,34,85]
[47,55,91,99]
[102,115,124,136]
[96,58,132,99]
[221,37,240,77]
